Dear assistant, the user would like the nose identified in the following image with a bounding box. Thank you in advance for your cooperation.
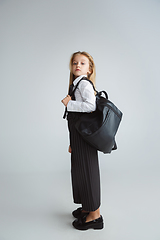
[77,62,80,67]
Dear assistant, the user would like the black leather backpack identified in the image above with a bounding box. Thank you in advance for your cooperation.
[64,77,123,154]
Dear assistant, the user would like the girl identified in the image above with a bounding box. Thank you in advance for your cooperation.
[61,51,103,230]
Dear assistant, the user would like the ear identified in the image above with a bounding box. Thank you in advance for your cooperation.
[87,71,91,78]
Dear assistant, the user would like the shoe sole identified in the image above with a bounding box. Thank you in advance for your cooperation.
[73,221,104,230]
[93,222,104,230]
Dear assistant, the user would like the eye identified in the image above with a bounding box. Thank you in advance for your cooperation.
[73,62,77,65]
[81,62,85,65]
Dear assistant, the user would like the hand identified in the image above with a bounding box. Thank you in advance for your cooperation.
[68,145,72,153]
[61,95,71,107]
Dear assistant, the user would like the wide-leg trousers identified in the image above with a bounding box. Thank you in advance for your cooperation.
[67,113,101,212]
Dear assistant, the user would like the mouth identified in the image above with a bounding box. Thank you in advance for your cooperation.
[76,69,80,71]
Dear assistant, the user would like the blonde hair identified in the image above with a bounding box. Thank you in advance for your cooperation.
[68,51,96,92]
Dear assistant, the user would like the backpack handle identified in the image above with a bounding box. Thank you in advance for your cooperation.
[97,91,108,99]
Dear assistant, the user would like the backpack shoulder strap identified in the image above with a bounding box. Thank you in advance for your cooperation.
[76,77,98,94]
[63,77,86,119]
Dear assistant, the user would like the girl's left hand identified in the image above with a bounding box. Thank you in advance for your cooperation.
[61,95,71,106]
[68,145,72,153]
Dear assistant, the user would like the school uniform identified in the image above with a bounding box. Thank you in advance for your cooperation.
[67,75,101,212]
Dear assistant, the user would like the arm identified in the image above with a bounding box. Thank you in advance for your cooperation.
[67,80,96,112]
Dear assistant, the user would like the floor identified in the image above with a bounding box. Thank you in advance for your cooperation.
[0,167,159,240]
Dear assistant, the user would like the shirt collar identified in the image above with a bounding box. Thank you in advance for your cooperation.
[73,75,87,86]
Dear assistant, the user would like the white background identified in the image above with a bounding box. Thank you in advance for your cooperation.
[0,0,160,239]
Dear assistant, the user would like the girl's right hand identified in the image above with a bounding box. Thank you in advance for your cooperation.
[61,95,71,107]
[68,145,72,153]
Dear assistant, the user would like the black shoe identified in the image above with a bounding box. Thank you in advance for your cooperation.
[72,207,82,218]
[72,207,89,219]
[72,215,104,230]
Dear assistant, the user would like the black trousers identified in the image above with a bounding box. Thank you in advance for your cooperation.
[68,112,101,212]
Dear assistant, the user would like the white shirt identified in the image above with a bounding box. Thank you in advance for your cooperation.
[67,75,96,112]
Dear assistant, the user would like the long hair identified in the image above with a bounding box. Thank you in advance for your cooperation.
[68,51,96,92]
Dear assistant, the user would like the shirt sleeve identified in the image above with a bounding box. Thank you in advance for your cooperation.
[67,80,96,112]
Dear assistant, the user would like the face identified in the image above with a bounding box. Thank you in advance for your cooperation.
[71,54,91,78]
